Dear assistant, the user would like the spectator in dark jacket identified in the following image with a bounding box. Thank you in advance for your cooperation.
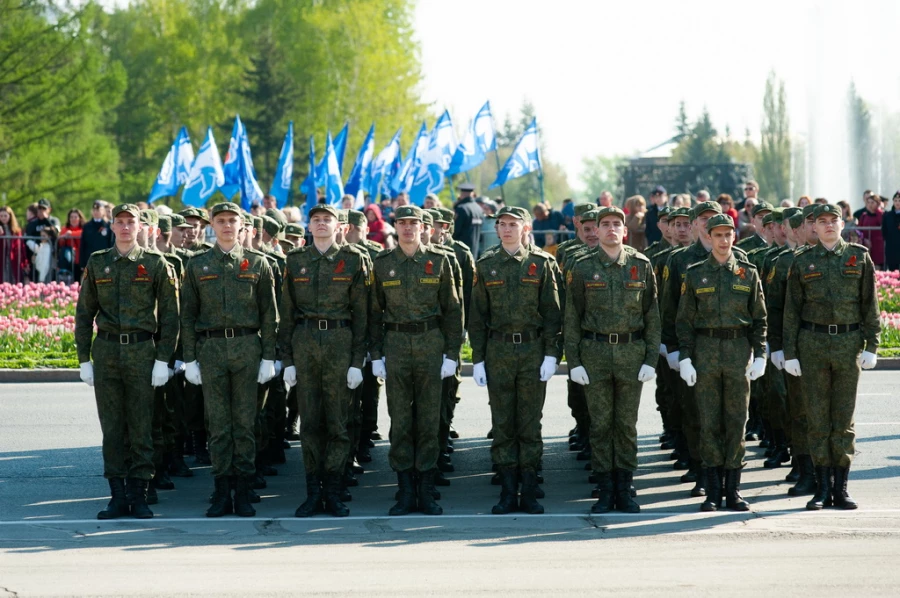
[883,191,900,271]
[645,186,667,244]
[79,200,114,272]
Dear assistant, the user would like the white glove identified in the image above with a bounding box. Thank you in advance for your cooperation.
[167,367,174,379]
[372,358,386,379]
[746,356,766,381]
[784,359,802,377]
[274,360,283,376]
[569,365,590,385]
[283,365,297,388]
[539,356,557,382]
[441,357,457,379]
[347,367,363,389]
[473,361,487,387]
[257,359,276,384]
[679,358,697,387]
[666,350,680,372]
[637,364,656,382]
[79,362,94,386]
[770,350,785,371]
[659,344,668,358]
[858,350,877,370]
[151,360,170,387]
[174,360,185,374]
[185,361,202,385]
[765,342,770,356]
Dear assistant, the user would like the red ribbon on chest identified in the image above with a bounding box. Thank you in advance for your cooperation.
[137,264,147,276]
[528,262,537,276]
[845,255,857,267]
[425,260,434,275]
[630,265,638,280]
[334,259,345,274]
[240,258,249,271]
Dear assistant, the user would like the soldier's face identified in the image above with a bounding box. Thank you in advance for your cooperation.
[763,222,775,243]
[774,223,787,245]
[309,213,338,240]
[111,215,137,243]
[135,224,148,247]
[497,216,524,245]
[753,213,768,232]
[395,218,422,244]
[804,219,818,243]
[171,227,184,248]
[580,220,600,247]
[672,218,691,244]
[183,218,201,244]
[598,216,624,249]
[212,213,241,245]
[694,211,716,242]
[345,224,365,244]
[815,214,842,245]
[420,224,433,244]
[710,227,734,260]
[431,223,447,244]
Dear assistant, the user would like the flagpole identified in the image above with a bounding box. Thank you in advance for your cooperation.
[538,168,545,204]
[493,149,506,203]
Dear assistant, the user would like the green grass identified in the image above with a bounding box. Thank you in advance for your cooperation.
[0,351,79,369]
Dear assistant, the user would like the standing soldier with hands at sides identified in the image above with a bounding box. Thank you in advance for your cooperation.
[676,214,767,512]
[181,202,278,518]
[783,204,880,510]
[469,206,561,515]
[75,204,180,520]
[565,207,660,514]
[280,204,368,518]
[369,205,462,516]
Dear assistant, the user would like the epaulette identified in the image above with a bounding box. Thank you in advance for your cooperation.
[630,250,651,264]
[452,239,472,252]
[794,245,813,255]
[91,247,113,257]
[847,242,869,253]
[374,247,394,260]
[686,260,705,271]
[284,245,308,256]
[528,246,554,261]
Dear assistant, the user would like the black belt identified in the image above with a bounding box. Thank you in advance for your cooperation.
[203,327,259,339]
[385,319,440,334]
[299,318,350,331]
[582,330,643,344]
[696,328,748,339]
[489,329,542,344]
[97,330,154,345]
[801,321,860,335]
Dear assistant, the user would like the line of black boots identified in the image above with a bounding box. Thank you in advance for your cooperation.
[97,478,155,520]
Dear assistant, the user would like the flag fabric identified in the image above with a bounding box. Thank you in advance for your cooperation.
[302,136,318,217]
[333,123,349,175]
[409,110,457,205]
[344,124,375,203]
[181,126,225,207]
[367,127,402,200]
[269,121,294,208]
[447,101,496,175]
[322,133,344,206]
[238,124,264,210]
[489,117,541,189]
[220,115,245,199]
[149,126,193,203]
[390,121,428,197]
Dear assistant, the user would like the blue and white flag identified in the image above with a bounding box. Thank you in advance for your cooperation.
[238,125,264,210]
[447,101,496,176]
[367,127,402,199]
[344,124,375,204]
[149,127,193,203]
[390,121,428,197]
[333,123,348,175]
[409,110,457,205]
[302,136,318,218]
[220,115,245,199]
[489,118,541,189]
[269,121,294,208]
[322,133,344,206]
[181,127,225,207]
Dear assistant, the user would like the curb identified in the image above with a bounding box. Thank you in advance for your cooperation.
[2,358,899,383]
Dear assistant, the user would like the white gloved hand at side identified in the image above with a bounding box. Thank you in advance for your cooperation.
[79,362,94,387]
[770,350,785,371]
[569,365,590,386]
[473,362,487,387]
[539,356,557,382]
[637,364,656,383]
[174,360,185,374]
[440,357,457,379]
[372,359,386,380]
[784,359,802,377]
[667,350,681,372]
[746,357,766,381]
[274,360,283,376]
[858,350,877,370]
[151,360,170,387]
[679,358,697,387]
[185,361,202,385]
[257,359,276,384]
[283,365,297,388]
[347,367,363,389]
[659,344,668,358]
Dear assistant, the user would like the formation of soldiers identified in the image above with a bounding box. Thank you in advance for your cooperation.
[74,185,880,520]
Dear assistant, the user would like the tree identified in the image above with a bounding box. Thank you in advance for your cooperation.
[580,155,626,201]
[670,108,727,165]
[674,100,690,140]
[757,71,791,201]
[847,81,872,197]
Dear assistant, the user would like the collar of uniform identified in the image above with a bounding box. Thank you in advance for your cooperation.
[500,245,527,262]
[397,244,428,263]
[599,246,628,268]
[114,245,141,262]
[816,237,846,257]
[706,251,737,270]
[214,243,244,261]
[312,242,341,261]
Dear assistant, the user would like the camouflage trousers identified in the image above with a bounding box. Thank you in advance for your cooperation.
[359,362,383,443]
[655,354,674,428]
[797,329,862,468]
[567,380,589,435]
[581,339,644,473]
[92,336,156,480]
[439,363,461,453]
[785,371,809,455]
[384,327,443,472]
[255,380,269,457]
[292,326,352,476]
[264,373,287,452]
[197,335,261,477]
[485,338,545,470]
[676,376,702,461]
[765,367,788,432]
[694,335,751,469]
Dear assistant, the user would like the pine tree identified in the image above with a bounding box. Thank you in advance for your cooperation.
[758,71,791,201]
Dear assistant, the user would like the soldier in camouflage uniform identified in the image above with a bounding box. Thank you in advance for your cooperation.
[676,214,767,512]
[783,203,880,510]
[369,205,462,516]
[76,203,179,520]
[181,202,278,518]
[565,206,660,514]
[735,200,773,252]
[469,206,561,514]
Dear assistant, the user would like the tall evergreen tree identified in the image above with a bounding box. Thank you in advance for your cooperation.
[758,71,791,201]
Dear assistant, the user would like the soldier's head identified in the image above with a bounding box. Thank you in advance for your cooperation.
[656,206,671,238]
[427,209,447,244]
[781,207,801,246]
[345,210,367,244]
[496,206,531,249]
[308,205,339,243]
[335,209,349,244]
[813,204,843,247]
[210,202,243,248]
[572,203,594,235]
[137,209,159,250]
[111,204,141,248]
[169,213,191,248]
[596,206,626,251]
[180,208,207,245]
[157,215,173,247]
[260,216,280,245]
[751,201,773,235]
[787,211,805,245]
[670,208,692,245]
[420,210,435,244]
[394,205,425,246]
[285,223,305,248]
[706,214,735,261]
[691,201,722,244]
[802,204,819,244]
[579,210,601,248]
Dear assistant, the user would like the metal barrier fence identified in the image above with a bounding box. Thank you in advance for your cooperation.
[0,235,72,284]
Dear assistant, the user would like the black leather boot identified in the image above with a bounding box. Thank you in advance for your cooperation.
[680,459,699,483]
[233,476,256,517]
[146,482,158,505]
[295,474,323,517]
[492,467,518,515]
[700,468,721,512]
[97,478,129,520]
[168,449,193,477]
[518,468,543,514]
[389,470,417,516]
[760,420,773,449]
[285,409,300,440]
[437,452,454,473]
[689,460,707,497]
[357,443,372,463]
[785,456,800,482]
[206,476,233,517]
[788,454,817,496]
[614,469,640,513]
[152,462,175,490]
[831,466,858,510]
[806,466,832,510]
[268,436,286,465]
[127,478,154,519]
[590,471,614,513]
[417,470,443,516]
[434,470,451,487]
[763,429,790,468]
[193,429,211,465]
[323,472,350,517]
[724,468,750,511]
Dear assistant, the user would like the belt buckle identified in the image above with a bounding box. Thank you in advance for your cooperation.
[318,319,328,331]
[608,333,619,345]
[512,333,522,344]
[119,333,129,345]
[828,324,838,335]
[225,328,235,339]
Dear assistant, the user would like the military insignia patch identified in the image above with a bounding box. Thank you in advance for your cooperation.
[300,267,307,275]
[491,269,497,277]
[766,268,775,283]
[680,282,686,295]
[593,273,600,281]
[425,260,434,275]
[528,262,537,276]
[137,264,147,276]
[663,265,670,281]
[104,266,110,274]
[808,264,815,271]
[334,259,345,274]
[240,258,249,271]
[203,266,209,272]
[702,277,708,284]
[630,265,639,280]
[388,269,396,277]
[845,255,857,267]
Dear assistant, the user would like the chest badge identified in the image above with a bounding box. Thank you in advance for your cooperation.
[300,267,307,275]
[845,255,857,267]
[203,265,209,272]
[735,267,746,280]
[335,259,345,274]
[702,277,708,284]
[425,260,434,275]
[491,269,497,277]
[104,266,110,274]
[389,269,396,277]
[630,265,639,280]
[528,262,537,276]
[137,264,147,276]
[240,258,249,271]
[593,273,600,281]
[808,264,815,271]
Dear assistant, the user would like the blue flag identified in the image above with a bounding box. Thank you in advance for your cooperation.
[149,127,194,203]
[181,127,225,207]
[220,115,245,199]
[409,110,457,205]
[344,124,375,202]
[302,136,318,218]
[238,124,264,210]
[323,133,344,206]
[333,123,348,175]
[447,101,496,175]
[390,122,428,197]
[269,121,294,208]
[368,128,402,199]
[489,118,541,189]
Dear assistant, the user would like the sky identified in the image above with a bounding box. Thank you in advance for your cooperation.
[414,0,900,194]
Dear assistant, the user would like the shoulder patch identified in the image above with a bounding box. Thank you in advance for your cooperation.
[662,265,670,281]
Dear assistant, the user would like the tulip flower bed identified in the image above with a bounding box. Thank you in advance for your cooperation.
[0,282,79,368]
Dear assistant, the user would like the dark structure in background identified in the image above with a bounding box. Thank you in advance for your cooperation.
[619,156,754,202]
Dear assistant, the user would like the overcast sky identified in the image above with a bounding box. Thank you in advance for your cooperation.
[415,0,900,193]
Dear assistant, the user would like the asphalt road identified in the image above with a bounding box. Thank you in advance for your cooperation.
[1,372,900,597]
